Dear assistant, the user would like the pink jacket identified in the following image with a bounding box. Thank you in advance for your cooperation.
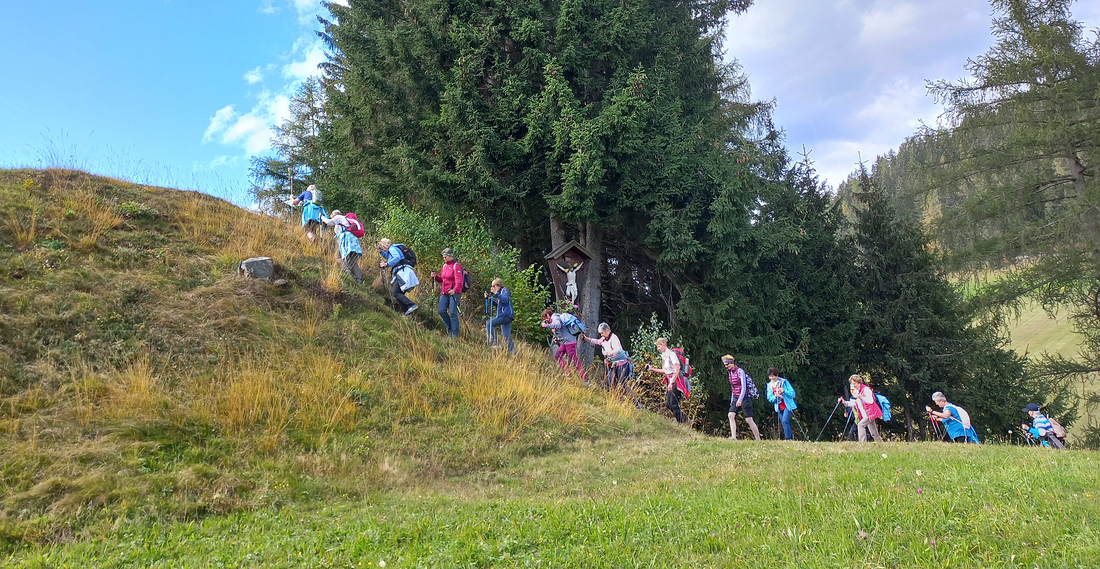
[433,259,465,294]
[851,384,883,421]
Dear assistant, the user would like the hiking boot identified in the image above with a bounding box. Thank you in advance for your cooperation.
[403,304,419,316]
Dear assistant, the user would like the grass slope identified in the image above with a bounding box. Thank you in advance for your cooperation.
[8,438,1100,568]
[0,169,649,553]
[2,169,1097,567]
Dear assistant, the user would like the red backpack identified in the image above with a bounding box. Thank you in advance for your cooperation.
[671,347,693,377]
[344,212,366,238]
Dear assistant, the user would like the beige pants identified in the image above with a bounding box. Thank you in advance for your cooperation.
[857,418,882,442]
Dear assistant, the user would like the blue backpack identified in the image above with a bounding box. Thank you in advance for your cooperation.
[560,313,585,335]
[875,392,892,421]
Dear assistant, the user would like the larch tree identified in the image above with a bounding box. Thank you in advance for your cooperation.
[918,0,1099,443]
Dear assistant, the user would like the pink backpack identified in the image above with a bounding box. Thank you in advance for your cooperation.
[345,212,366,238]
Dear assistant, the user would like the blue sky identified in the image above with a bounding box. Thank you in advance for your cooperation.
[1,1,1097,204]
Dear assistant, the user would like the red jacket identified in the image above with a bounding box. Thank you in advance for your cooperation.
[433,259,465,293]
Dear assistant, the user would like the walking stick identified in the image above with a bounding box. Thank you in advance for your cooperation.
[816,400,842,442]
[840,409,853,441]
[792,412,810,442]
[381,267,397,312]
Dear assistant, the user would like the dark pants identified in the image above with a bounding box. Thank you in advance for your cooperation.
[487,315,514,351]
[951,435,970,443]
[342,252,362,285]
[392,276,415,312]
[666,388,685,423]
[437,293,461,336]
[606,361,633,389]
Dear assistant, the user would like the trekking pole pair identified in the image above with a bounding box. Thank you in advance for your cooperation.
[927,411,946,441]
[816,399,843,442]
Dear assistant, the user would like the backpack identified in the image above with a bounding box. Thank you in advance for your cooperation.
[671,347,693,378]
[310,188,322,204]
[395,243,417,267]
[1048,415,1067,439]
[462,269,473,292]
[875,392,892,421]
[560,312,585,335]
[344,212,365,238]
[743,370,759,399]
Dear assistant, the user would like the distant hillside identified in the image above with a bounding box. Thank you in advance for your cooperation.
[0,169,659,551]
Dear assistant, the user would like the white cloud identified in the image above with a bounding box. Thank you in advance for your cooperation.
[859,2,920,46]
[202,92,291,155]
[284,41,326,80]
[203,105,236,143]
[193,155,240,171]
[244,66,264,84]
[725,0,1001,187]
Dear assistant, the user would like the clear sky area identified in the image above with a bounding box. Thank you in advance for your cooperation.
[2,1,1097,205]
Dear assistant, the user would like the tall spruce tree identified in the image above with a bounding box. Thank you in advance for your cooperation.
[318,0,757,363]
[851,168,1067,439]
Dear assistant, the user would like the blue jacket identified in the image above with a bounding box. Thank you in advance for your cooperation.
[766,378,797,412]
[302,202,325,226]
[493,287,515,319]
[380,244,405,267]
[335,227,362,259]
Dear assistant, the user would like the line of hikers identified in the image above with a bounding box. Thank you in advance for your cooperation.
[291,188,1068,447]
[288,186,517,348]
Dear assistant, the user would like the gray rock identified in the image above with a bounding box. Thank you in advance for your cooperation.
[238,257,274,280]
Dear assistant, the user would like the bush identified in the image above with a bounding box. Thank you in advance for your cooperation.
[118,201,159,219]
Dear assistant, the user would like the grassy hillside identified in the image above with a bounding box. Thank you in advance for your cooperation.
[0,169,653,553]
[7,437,1100,567]
[1006,302,1081,359]
[2,170,1098,567]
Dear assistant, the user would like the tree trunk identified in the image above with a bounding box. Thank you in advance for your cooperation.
[903,404,915,442]
[550,214,566,252]
[578,222,602,366]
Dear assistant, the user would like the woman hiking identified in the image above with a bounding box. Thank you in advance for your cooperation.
[430,248,465,337]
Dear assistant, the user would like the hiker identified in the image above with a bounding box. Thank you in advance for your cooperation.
[1022,403,1066,449]
[724,355,761,440]
[541,308,586,381]
[582,323,634,393]
[287,184,324,244]
[926,391,979,443]
[645,338,687,423]
[376,238,419,316]
[839,374,883,442]
[430,248,465,337]
[766,368,797,440]
[321,210,362,285]
[484,278,515,352]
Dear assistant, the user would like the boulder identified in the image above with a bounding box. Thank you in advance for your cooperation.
[238,257,274,280]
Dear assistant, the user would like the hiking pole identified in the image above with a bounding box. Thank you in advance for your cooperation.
[792,412,810,442]
[840,411,853,442]
[486,294,495,343]
[816,400,843,442]
[381,267,397,312]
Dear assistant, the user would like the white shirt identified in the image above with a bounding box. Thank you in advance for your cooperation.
[661,349,679,376]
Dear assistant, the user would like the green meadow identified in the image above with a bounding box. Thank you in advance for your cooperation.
[2,170,1097,568]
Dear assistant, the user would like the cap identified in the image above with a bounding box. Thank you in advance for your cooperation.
[442,247,455,257]
[1022,403,1040,413]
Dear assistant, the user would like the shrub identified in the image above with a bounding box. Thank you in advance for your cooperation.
[118,201,160,219]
